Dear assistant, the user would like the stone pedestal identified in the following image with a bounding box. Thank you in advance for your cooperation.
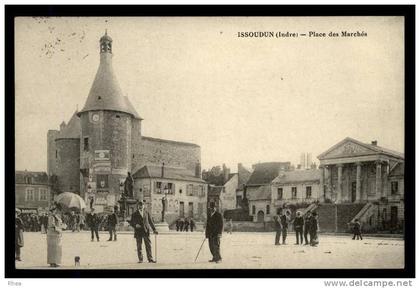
[155,222,170,232]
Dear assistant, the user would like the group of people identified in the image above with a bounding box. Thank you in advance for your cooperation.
[18,213,48,233]
[274,210,319,247]
[85,207,119,242]
[175,218,196,232]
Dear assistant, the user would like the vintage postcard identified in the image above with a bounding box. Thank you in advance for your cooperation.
[9,11,412,277]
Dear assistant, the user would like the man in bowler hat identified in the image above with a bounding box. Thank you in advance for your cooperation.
[205,203,224,263]
[129,201,158,263]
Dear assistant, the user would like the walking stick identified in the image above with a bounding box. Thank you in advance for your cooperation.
[194,237,207,262]
[155,233,157,262]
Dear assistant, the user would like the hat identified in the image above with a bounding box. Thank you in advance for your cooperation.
[15,208,21,214]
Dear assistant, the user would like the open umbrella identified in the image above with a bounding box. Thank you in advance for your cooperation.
[55,192,87,211]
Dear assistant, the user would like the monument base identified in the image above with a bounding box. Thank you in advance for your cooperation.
[155,222,170,232]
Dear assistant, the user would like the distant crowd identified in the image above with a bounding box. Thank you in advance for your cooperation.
[175,218,196,232]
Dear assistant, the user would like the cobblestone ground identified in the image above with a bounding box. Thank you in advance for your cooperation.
[15,231,404,269]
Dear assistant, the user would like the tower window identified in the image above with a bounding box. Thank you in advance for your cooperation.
[98,96,102,100]
[84,137,89,151]
[116,115,120,119]
[55,150,58,159]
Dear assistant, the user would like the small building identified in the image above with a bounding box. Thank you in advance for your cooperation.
[247,185,272,222]
[133,165,207,225]
[203,164,239,213]
[15,171,52,214]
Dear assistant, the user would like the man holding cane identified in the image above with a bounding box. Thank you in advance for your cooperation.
[205,202,224,263]
[129,201,158,263]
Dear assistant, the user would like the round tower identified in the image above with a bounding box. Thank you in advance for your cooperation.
[78,31,142,212]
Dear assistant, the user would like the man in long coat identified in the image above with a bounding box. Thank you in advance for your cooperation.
[129,201,158,263]
[205,203,224,263]
[107,208,119,241]
[86,208,101,242]
[15,208,24,261]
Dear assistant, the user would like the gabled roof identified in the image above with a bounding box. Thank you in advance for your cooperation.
[247,162,290,185]
[318,137,404,160]
[15,171,49,185]
[56,110,81,139]
[272,169,321,184]
[248,185,271,201]
[132,165,206,183]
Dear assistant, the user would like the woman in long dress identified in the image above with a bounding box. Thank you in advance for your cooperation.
[47,206,63,267]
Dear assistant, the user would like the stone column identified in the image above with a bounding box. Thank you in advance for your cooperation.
[375,161,382,199]
[325,165,331,200]
[356,162,362,202]
[319,165,325,200]
[337,164,343,203]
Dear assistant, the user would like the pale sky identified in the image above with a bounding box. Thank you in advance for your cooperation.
[15,17,404,173]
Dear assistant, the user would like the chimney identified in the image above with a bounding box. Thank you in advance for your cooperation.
[161,162,165,178]
[195,162,201,178]
[223,164,229,183]
[59,121,66,131]
[371,140,377,146]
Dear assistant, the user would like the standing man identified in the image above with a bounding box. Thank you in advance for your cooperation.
[273,215,282,245]
[352,219,363,240]
[205,203,224,263]
[293,211,304,245]
[86,208,100,242]
[303,213,311,245]
[107,208,119,241]
[190,218,195,232]
[184,218,190,232]
[129,201,158,263]
[309,211,319,247]
[15,208,24,261]
[280,210,290,245]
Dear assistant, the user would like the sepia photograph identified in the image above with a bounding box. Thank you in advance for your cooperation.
[5,5,415,278]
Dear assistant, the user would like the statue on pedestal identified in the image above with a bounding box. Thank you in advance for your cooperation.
[124,172,134,198]
[161,196,168,223]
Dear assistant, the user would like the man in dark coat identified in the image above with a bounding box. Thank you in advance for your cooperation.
[86,208,101,242]
[205,204,224,263]
[179,218,184,232]
[309,212,319,246]
[129,201,158,263]
[175,219,180,231]
[190,218,195,232]
[280,210,290,244]
[352,219,363,240]
[303,213,311,245]
[293,211,304,245]
[184,218,190,232]
[107,208,119,241]
[15,209,24,261]
[273,215,282,245]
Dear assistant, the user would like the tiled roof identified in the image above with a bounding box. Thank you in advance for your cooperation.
[272,169,321,184]
[15,171,49,185]
[247,185,271,201]
[247,162,290,185]
[142,136,200,148]
[132,165,205,183]
[56,111,80,139]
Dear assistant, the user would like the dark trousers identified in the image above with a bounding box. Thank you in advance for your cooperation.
[275,229,281,245]
[208,236,221,260]
[295,228,303,244]
[281,228,288,244]
[352,232,363,240]
[136,235,153,261]
[304,228,309,244]
[15,245,21,259]
[108,225,117,240]
[309,231,318,246]
[90,227,99,240]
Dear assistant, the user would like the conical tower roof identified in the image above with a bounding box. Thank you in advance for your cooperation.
[78,32,141,119]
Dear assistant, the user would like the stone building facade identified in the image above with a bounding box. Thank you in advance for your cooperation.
[47,32,203,216]
[15,171,52,214]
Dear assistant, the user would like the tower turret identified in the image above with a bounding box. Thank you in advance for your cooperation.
[78,32,141,213]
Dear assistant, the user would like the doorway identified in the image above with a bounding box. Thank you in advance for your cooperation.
[188,202,194,218]
[257,211,265,223]
[179,201,184,218]
[390,206,398,229]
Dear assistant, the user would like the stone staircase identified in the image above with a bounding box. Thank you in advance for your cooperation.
[315,203,366,232]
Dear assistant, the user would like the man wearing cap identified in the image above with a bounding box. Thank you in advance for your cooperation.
[86,208,100,242]
[15,208,24,261]
[309,211,319,247]
[107,208,119,241]
[129,201,158,263]
[205,203,224,263]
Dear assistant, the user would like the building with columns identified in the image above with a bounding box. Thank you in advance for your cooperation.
[318,137,404,231]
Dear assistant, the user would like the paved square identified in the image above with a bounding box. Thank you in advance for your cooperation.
[15,231,404,269]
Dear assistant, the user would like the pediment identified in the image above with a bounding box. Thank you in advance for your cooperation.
[319,139,377,160]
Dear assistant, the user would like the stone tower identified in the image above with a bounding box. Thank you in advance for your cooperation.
[77,31,141,212]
